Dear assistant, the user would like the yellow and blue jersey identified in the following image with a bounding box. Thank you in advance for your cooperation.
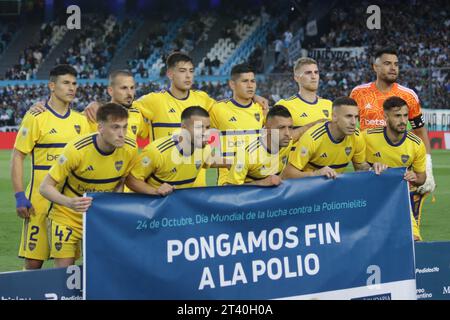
[133,89,216,141]
[48,133,138,228]
[226,138,293,185]
[276,94,332,128]
[363,127,426,173]
[209,98,265,185]
[289,122,366,173]
[14,103,91,214]
[130,135,212,189]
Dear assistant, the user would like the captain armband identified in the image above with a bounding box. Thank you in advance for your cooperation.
[409,114,425,129]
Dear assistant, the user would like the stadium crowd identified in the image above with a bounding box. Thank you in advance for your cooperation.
[0,0,448,126]
[3,21,63,80]
[57,15,136,79]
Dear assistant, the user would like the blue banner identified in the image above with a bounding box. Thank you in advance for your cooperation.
[415,242,450,300]
[0,266,82,300]
[84,168,416,300]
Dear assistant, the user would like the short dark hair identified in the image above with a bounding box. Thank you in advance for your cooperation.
[96,103,129,123]
[374,47,398,61]
[230,63,254,80]
[166,52,193,69]
[383,96,408,111]
[49,64,77,82]
[332,96,358,108]
[109,69,133,86]
[267,105,292,120]
[181,106,209,121]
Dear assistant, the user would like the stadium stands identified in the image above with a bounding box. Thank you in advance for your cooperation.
[57,15,137,79]
[0,23,18,55]
[0,0,448,126]
[4,21,66,80]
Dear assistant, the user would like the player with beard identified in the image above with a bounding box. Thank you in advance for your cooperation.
[363,96,426,239]
[351,47,435,226]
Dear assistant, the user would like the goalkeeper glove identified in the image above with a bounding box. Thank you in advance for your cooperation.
[417,154,436,194]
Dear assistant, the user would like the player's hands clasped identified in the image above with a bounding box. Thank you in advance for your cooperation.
[66,196,93,213]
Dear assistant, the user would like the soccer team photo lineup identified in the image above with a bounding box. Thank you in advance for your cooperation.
[0,0,449,301]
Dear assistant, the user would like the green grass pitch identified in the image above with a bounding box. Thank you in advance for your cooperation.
[0,149,449,272]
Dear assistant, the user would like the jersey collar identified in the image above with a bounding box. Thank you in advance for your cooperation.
[93,134,115,156]
[383,127,407,147]
[325,122,345,144]
[296,93,318,105]
[167,89,190,101]
[46,101,71,119]
[230,98,253,108]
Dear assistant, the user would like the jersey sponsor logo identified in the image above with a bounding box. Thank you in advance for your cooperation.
[47,153,61,161]
[300,113,308,118]
[28,242,36,251]
[345,147,352,156]
[254,113,261,122]
[115,161,123,171]
[401,155,410,164]
[49,128,58,134]
[21,127,28,136]
[365,119,386,126]
[74,125,81,134]
[322,110,329,117]
[229,116,237,122]
[374,152,381,158]
[169,108,176,113]
[320,152,328,158]
[131,125,137,135]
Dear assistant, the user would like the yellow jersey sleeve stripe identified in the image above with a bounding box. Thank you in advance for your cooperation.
[149,174,197,186]
[312,131,327,141]
[159,142,177,153]
[310,124,326,136]
[71,170,123,184]
[248,141,261,154]
[246,139,259,152]
[75,140,94,150]
[156,137,175,150]
[74,136,94,147]
[407,135,421,145]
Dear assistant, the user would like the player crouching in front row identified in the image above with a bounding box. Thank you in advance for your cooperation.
[125,106,230,196]
[40,103,138,268]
